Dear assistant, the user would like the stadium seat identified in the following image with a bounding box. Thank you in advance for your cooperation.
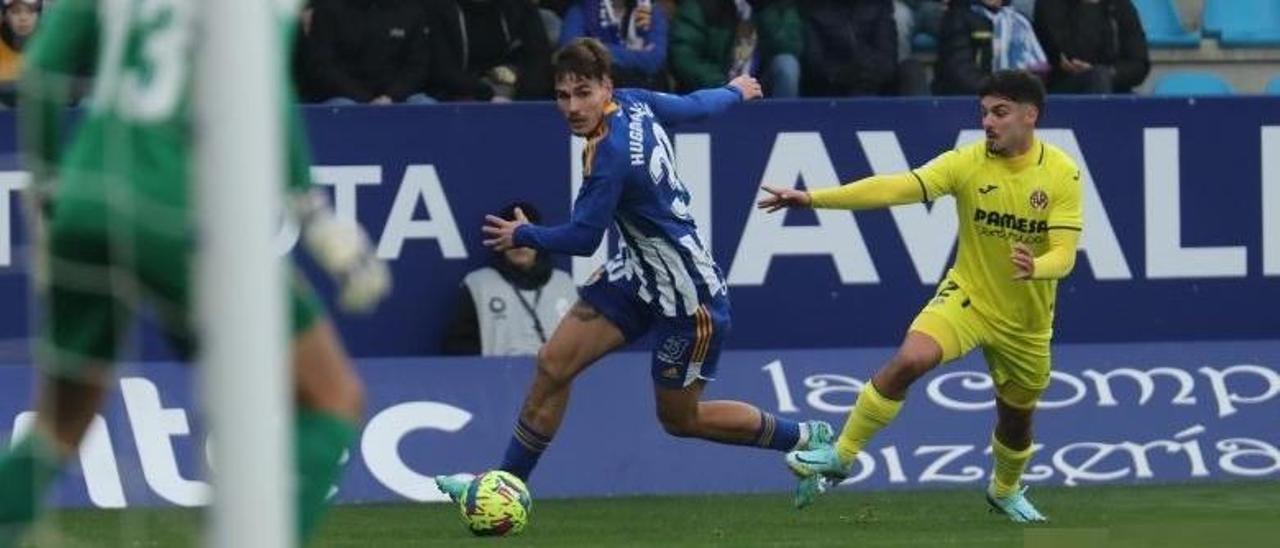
[1151,71,1235,96]
[1132,0,1200,48]
[1265,75,1280,94]
[1202,0,1280,47]
[1202,0,1224,37]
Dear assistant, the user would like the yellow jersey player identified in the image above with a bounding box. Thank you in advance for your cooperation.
[758,70,1081,522]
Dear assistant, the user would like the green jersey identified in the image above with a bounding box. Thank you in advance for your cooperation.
[22,0,312,213]
[22,0,324,373]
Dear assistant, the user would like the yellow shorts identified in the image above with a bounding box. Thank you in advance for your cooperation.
[908,277,1052,409]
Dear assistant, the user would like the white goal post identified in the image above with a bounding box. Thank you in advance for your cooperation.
[194,0,292,546]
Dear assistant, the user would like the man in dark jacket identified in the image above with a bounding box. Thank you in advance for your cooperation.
[802,0,928,96]
[305,0,439,104]
[934,0,994,95]
[430,0,555,101]
[1033,0,1149,93]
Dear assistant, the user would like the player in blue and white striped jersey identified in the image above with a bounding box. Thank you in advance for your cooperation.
[435,39,833,497]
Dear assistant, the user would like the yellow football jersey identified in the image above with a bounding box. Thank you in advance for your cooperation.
[912,138,1083,333]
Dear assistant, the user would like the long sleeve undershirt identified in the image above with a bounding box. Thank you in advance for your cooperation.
[808,172,1078,280]
[1030,228,1079,280]
[808,172,925,210]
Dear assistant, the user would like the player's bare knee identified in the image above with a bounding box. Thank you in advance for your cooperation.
[303,373,364,423]
[657,413,698,438]
[901,347,941,374]
[535,345,577,388]
[883,350,937,388]
[302,366,364,422]
[653,401,698,438]
[292,320,364,421]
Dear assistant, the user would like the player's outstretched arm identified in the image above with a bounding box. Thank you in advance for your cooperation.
[641,75,761,125]
[1011,229,1080,281]
[758,172,925,213]
[490,155,623,256]
[484,209,607,257]
[757,185,812,212]
[726,75,764,101]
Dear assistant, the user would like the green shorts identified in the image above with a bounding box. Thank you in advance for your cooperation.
[38,196,324,379]
[908,276,1052,409]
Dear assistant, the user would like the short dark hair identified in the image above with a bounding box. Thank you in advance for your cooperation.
[553,37,612,82]
[979,70,1046,114]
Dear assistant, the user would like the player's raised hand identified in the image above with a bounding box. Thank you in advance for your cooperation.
[1011,242,1035,280]
[483,207,531,251]
[757,185,812,213]
[728,75,763,101]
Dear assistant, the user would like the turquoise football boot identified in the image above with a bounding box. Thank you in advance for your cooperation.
[986,485,1049,523]
[785,444,849,509]
[434,473,475,503]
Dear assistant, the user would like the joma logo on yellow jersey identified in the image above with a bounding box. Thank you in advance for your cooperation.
[973,208,1048,234]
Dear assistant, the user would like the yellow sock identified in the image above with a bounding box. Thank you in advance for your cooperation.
[990,434,1034,498]
[834,383,903,466]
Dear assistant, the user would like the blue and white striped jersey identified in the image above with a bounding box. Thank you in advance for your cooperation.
[514,86,742,317]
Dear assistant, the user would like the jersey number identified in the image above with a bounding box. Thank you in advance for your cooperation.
[97,0,193,121]
[648,123,693,220]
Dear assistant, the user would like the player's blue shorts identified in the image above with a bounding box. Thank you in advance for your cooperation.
[579,275,731,389]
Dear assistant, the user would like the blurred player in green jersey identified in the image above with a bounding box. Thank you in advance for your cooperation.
[0,0,390,544]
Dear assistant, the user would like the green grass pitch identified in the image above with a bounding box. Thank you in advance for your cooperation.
[23,482,1280,547]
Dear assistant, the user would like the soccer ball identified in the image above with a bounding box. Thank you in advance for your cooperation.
[458,470,532,536]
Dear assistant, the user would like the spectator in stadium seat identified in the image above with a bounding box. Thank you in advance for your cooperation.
[894,1,1032,54]
[0,0,40,108]
[934,0,1048,95]
[560,0,670,90]
[442,202,576,356]
[1033,0,1149,93]
[801,0,930,96]
[305,0,440,105]
[430,0,555,101]
[669,0,803,98]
